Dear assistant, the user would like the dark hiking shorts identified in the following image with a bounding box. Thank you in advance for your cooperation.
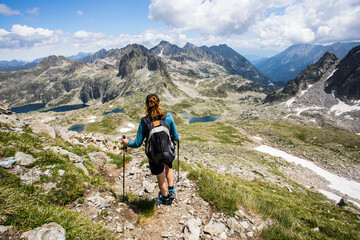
[149,159,173,175]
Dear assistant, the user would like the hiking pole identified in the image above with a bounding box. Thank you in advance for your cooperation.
[121,135,128,202]
[177,140,180,182]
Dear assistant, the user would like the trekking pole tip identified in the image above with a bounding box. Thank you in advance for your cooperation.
[120,194,128,202]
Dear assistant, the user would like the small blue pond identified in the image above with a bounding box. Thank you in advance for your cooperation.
[132,101,145,104]
[67,124,85,133]
[103,108,124,115]
[182,112,219,124]
[41,104,89,113]
[11,103,46,114]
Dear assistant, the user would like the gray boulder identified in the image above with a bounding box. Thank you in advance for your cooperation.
[15,152,35,166]
[53,125,70,142]
[27,222,66,240]
[0,157,16,168]
[337,195,348,206]
[203,221,226,236]
[142,180,157,193]
[88,151,111,166]
[0,114,25,128]
[30,121,56,139]
[227,217,242,233]
[0,225,12,234]
[0,101,12,115]
[52,147,84,163]
[184,218,202,240]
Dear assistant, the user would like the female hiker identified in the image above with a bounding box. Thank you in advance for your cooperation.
[122,94,180,205]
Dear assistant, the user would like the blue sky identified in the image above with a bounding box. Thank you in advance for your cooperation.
[0,0,164,35]
[1,0,359,61]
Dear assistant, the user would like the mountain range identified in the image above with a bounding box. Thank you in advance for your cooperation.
[151,41,272,86]
[0,59,42,71]
[0,42,274,108]
[0,40,359,122]
[255,42,360,83]
[0,44,175,107]
[2,41,359,86]
[0,52,91,72]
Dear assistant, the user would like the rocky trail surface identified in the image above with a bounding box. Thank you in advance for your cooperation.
[1,101,359,239]
[77,148,270,240]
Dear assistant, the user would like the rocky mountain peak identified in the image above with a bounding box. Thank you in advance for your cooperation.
[184,42,197,49]
[151,41,272,86]
[117,44,169,79]
[264,51,339,103]
[316,51,338,66]
[325,45,360,101]
[158,40,172,47]
[38,55,69,68]
[82,48,109,64]
[151,41,182,57]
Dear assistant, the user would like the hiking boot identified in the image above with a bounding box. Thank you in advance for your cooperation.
[168,188,176,200]
[158,191,172,205]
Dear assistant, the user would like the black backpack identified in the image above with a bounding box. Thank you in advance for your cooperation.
[142,114,175,165]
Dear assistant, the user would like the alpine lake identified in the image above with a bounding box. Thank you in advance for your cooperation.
[182,112,220,124]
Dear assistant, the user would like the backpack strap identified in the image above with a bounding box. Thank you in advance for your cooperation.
[142,113,168,136]
[142,116,152,139]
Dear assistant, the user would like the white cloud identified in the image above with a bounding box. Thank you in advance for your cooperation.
[251,0,360,47]
[0,24,194,60]
[0,3,21,16]
[149,0,360,47]
[77,10,83,16]
[26,7,40,15]
[0,25,60,49]
[149,0,292,36]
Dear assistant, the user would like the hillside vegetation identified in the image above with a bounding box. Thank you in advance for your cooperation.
[1,105,360,239]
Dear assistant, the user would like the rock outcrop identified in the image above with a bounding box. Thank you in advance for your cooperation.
[264,51,339,103]
[0,101,12,115]
[24,222,66,240]
[325,45,360,101]
[151,41,272,87]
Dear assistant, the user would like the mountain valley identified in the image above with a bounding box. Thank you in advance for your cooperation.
[0,41,360,239]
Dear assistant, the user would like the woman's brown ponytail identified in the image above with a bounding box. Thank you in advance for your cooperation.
[146,94,165,121]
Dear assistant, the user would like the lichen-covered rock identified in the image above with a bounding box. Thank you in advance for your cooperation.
[30,121,56,138]
[15,152,35,166]
[26,222,66,240]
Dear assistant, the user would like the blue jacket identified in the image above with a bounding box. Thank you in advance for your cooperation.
[127,112,180,148]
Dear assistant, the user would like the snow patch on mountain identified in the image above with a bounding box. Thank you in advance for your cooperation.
[330,100,360,116]
[255,145,360,207]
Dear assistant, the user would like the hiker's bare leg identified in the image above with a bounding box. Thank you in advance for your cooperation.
[156,172,168,196]
[165,165,174,187]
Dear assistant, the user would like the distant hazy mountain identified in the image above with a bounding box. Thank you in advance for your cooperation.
[325,45,360,101]
[256,42,360,83]
[0,59,42,71]
[67,52,92,61]
[0,60,27,71]
[151,41,273,86]
[81,49,109,64]
[244,55,269,65]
